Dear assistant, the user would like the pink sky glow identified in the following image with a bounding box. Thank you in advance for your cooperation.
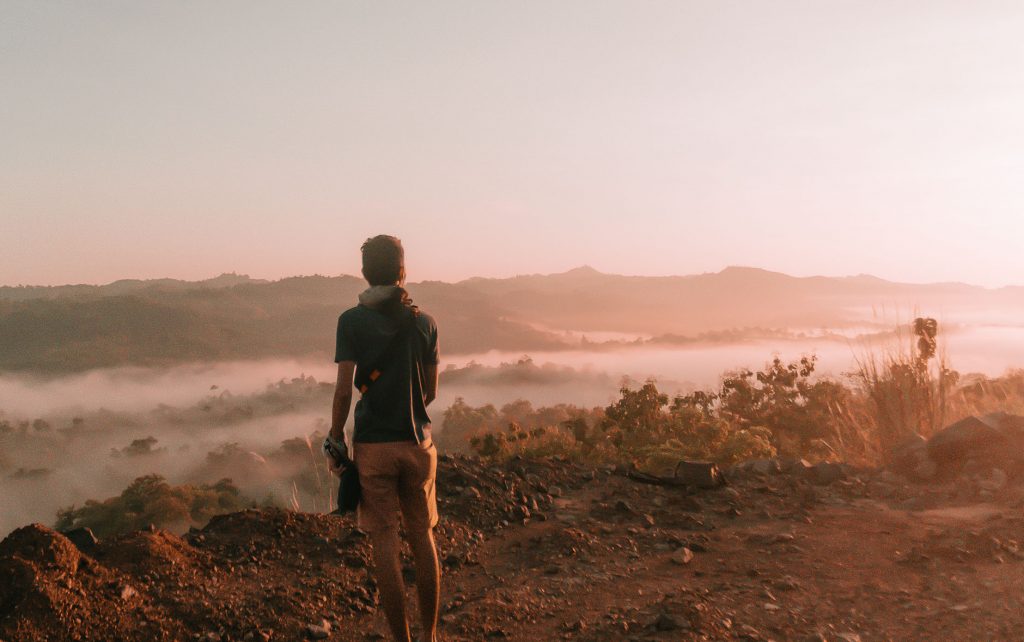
[3,1,1024,287]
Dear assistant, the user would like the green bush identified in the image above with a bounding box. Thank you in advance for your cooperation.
[55,474,250,537]
[460,355,851,470]
[451,319,1024,469]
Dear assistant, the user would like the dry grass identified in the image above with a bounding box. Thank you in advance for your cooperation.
[840,319,1024,462]
[848,345,954,448]
[954,370,1024,418]
[303,433,334,513]
[287,433,334,513]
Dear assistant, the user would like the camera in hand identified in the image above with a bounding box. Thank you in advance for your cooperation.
[323,437,360,514]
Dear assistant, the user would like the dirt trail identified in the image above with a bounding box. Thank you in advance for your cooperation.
[430,468,1024,641]
[3,455,1024,641]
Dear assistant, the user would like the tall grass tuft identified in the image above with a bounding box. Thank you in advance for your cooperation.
[303,433,333,513]
[849,317,958,453]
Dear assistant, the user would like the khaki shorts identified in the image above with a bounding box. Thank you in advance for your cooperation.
[354,438,438,533]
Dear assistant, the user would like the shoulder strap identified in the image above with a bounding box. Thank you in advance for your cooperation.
[354,311,418,394]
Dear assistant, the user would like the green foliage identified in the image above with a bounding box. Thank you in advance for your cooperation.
[715,355,849,454]
[457,319,1019,469]
[441,397,594,453]
[0,276,567,372]
[638,427,776,476]
[602,383,670,444]
[470,421,599,463]
[463,400,602,462]
[54,474,250,538]
[461,355,852,470]
[715,428,778,464]
[439,398,500,451]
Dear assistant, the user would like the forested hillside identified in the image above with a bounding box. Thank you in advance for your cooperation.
[0,275,564,372]
[2,267,1022,372]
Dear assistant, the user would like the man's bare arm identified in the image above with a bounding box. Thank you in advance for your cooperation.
[424,362,438,406]
[331,361,356,441]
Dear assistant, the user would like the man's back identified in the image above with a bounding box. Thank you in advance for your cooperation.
[335,292,439,444]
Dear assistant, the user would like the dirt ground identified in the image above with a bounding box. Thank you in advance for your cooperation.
[3,454,1024,641]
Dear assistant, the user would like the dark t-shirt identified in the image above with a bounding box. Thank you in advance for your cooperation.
[335,305,439,443]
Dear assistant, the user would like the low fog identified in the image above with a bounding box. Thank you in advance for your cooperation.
[0,356,631,537]
[2,323,1023,537]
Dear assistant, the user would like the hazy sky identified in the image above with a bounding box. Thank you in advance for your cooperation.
[3,1,1024,287]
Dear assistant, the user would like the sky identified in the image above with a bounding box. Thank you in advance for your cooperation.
[3,1,1024,287]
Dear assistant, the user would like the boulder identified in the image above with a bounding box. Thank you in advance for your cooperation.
[927,416,1008,468]
[982,412,1024,445]
[809,462,846,486]
[780,458,813,477]
[673,461,725,488]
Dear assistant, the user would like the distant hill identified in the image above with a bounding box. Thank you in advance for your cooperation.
[457,265,1024,336]
[0,273,266,302]
[0,275,565,372]
[1,267,1022,373]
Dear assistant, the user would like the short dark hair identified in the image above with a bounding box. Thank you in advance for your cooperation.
[361,235,405,286]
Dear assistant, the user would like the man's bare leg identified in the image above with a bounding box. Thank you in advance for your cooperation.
[408,528,440,642]
[369,529,410,642]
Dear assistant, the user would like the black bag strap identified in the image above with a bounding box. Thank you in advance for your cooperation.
[353,310,418,394]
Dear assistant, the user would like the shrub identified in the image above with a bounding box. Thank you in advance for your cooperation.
[439,398,500,451]
[456,319,1024,470]
[55,474,249,537]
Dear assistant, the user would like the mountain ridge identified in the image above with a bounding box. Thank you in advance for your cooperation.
[1,267,1022,373]
[5,265,1021,295]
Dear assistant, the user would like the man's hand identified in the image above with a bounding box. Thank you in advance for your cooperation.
[326,361,355,478]
[328,361,355,480]
[323,435,349,477]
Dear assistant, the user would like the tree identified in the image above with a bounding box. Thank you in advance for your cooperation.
[55,474,248,537]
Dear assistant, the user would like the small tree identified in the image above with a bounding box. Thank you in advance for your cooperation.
[55,474,248,537]
[439,397,500,451]
[601,382,670,447]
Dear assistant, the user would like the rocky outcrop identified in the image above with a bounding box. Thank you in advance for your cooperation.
[889,413,1024,481]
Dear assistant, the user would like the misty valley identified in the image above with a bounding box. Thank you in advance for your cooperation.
[5,269,1024,641]
[3,270,1024,538]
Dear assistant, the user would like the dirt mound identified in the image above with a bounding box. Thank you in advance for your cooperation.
[0,523,82,573]
[5,453,1024,640]
[436,453,589,530]
[0,524,150,642]
[98,527,211,577]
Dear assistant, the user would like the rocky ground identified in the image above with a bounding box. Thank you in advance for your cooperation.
[3,431,1024,641]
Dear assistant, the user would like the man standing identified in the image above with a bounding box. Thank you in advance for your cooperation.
[324,235,441,642]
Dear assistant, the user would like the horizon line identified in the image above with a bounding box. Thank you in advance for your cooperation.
[2,265,1020,291]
